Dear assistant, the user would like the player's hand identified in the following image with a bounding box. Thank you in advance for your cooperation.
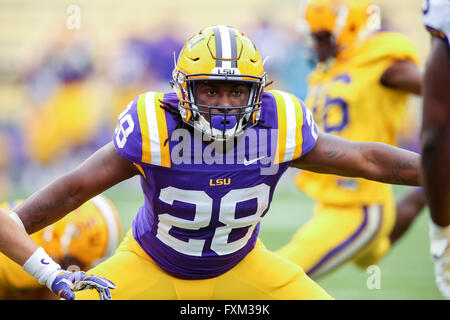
[22,247,116,300]
[430,224,450,300]
[49,270,116,300]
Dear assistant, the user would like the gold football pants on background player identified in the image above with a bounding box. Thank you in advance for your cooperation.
[277,190,396,279]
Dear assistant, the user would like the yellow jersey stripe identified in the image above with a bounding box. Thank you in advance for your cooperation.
[137,94,151,163]
[138,92,171,167]
[292,94,304,159]
[279,90,297,162]
[270,90,287,165]
[154,92,171,167]
[145,92,159,165]
[271,90,304,163]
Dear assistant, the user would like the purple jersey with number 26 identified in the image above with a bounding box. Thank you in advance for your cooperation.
[112,90,319,279]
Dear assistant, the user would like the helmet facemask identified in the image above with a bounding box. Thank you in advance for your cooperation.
[173,71,266,141]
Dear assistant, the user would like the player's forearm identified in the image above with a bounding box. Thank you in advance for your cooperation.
[0,209,38,265]
[15,172,87,234]
[421,128,450,225]
[293,133,420,186]
[15,143,139,234]
[420,37,450,226]
[362,142,421,186]
[380,60,422,95]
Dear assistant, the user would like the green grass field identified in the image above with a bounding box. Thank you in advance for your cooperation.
[97,168,443,300]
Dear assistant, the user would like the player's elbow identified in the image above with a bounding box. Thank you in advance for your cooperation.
[355,142,381,179]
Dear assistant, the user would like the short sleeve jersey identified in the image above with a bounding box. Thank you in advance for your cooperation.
[112,90,319,279]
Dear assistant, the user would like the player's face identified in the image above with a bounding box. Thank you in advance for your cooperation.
[311,31,337,62]
[194,81,250,122]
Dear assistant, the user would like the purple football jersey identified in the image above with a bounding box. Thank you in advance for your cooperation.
[112,90,319,279]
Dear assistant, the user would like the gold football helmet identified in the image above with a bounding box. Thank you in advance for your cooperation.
[1,195,122,269]
[300,0,372,52]
[172,25,267,140]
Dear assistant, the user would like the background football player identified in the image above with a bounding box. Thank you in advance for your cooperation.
[1,25,422,300]
[421,0,450,300]
[277,0,426,278]
[0,194,121,299]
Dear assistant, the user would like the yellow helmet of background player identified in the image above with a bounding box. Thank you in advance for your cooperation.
[41,195,122,269]
[172,25,267,141]
[1,195,122,269]
[302,0,372,51]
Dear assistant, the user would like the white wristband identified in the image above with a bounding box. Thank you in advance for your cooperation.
[429,220,450,240]
[429,220,450,258]
[9,211,26,231]
[22,247,62,289]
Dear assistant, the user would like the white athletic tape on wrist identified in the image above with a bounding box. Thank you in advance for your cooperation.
[8,211,26,231]
[429,220,450,258]
[429,220,450,239]
[22,247,62,288]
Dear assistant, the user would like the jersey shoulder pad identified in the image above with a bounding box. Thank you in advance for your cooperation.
[356,32,419,65]
[265,89,319,164]
[113,91,171,167]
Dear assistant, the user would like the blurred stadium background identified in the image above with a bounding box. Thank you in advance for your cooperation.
[0,0,441,299]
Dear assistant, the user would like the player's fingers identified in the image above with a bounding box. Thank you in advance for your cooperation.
[83,275,116,289]
[99,288,112,300]
[100,277,116,289]
[59,286,75,300]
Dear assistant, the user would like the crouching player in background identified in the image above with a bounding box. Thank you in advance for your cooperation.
[0,194,122,299]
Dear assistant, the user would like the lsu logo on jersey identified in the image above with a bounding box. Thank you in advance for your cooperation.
[209,178,231,186]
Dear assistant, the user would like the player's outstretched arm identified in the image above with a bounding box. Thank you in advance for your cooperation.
[0,208,115,300]
[292,132,420,186]
[0,207,39,266]
[380,59,422,95]
[15,142,139,234]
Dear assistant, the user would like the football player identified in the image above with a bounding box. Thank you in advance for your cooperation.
[277,0,427,279]
[3,25,421,299]
[421,0,450,300]
[0,195,120,299]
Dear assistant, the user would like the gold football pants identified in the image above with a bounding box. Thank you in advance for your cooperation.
[75,230,333,300]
